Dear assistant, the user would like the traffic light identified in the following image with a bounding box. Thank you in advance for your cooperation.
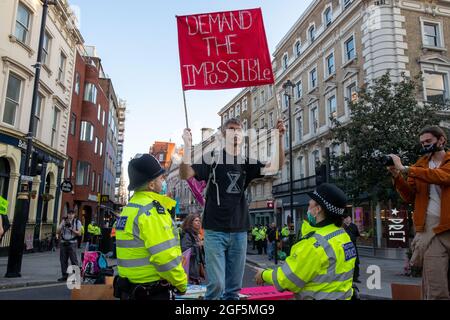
[30,151,44,176]
[315,164,327,186]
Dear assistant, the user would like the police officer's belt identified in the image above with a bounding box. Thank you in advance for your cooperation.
[113,276,171,299]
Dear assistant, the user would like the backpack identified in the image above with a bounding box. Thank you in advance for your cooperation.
[82,251,113,284]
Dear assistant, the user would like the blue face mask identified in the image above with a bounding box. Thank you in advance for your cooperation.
[160,180,167,195]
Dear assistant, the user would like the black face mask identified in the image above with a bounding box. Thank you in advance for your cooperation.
[419,143,443,155]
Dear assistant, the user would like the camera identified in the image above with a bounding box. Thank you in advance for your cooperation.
[379,155,394,166]
[65,221,72,228]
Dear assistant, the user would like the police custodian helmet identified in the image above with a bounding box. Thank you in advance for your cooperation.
[307,183,347,217]
[128,154,165,191]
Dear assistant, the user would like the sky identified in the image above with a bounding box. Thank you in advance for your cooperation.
[69,0,313,183]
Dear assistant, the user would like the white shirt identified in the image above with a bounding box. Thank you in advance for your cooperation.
[426,159,441,218]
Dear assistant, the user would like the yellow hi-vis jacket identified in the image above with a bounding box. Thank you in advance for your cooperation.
[88,224,101,236]
[116,191,187,292]
[262,220,356,300]
[251,227,259,237]
[281,227,290,237]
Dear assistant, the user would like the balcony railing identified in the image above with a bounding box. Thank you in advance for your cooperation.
[272,175,317,196]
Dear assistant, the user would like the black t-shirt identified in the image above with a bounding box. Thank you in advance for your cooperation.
[192,150,265,232]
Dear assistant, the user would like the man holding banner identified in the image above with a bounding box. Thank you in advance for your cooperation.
[177,7,284,300]
[180,118,285,300]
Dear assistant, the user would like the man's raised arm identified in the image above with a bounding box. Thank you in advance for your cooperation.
[180,128,196,181]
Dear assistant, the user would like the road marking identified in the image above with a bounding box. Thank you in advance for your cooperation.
[0,283,67,293]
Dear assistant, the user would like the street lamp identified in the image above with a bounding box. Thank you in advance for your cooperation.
[282,80,295,236]
[6,0,56,278]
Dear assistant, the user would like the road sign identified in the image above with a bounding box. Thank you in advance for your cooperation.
[60,180,73,193]
[100,195,109,203]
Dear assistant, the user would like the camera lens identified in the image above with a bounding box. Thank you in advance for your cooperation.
[381,155,394,166]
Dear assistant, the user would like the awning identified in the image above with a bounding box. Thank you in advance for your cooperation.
[277,193,310,208]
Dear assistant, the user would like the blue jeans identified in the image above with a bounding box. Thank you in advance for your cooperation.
[267,241,275,260]
[204,230,247,300]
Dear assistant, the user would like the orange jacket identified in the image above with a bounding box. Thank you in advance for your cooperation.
[393,151,450,234]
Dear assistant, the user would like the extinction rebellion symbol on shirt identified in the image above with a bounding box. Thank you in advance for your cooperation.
[226,172,241,194]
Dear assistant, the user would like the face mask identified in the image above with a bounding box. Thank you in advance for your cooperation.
[160,180,167,195]
[307,209,317,226]
[419,143,443,155]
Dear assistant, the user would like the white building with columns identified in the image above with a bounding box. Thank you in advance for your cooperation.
[0,0,82,251]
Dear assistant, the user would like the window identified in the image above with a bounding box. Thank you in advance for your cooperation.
[94,137,98,154]
[66,157,72,179]
[223,114,228,123]
[285,123,289,148]
[76,161,90,186]
[328,95,337,123]
[243,119,248,131]
[345,82,357,114]
[51,107,60,147]
[283,54,288,70]
[91,171,96,192]
[345,36,356,61]
[15,3,31,43]
[424,72,447,104]
[324,7,332,26]
[268,85,274,98]
[260,91,266,105]
[423,22,442,47]
[344,0,352,9]
[295,41,301,57]
[295,81,302,99]
[346,82,357,103]
[253,96,258,109]
[74,73,80,95]
[312,150,320,170]
[229,108,234,119]
[70,113,76,135]
[42,31,51,65]
[326,53,335,76]
[309,25,316,42]
[298,156,305,179]
[3,73,22,126]
[310,68,317,89]
[100,141,103,156]
[102,110,106,126]
[236,103,241,116]
[80,121,94,142]
[32,94,43,137]
[84,83,97,104]
[269,112,274,128]
[296,116,303,142]
[267,138,272,158]
[310,106,318,134]
[283,94,289,109]
[97,174,101,193]
[97,105,101,121]
[260,117,265,129]
[159,154,164,162]
[58,52,66,82]
[242,98,248,111]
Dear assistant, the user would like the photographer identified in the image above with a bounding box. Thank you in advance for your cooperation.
[387,126,450,300]
[57,209,82,282]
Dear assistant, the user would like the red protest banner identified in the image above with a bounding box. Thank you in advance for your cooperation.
[177,8,274,91]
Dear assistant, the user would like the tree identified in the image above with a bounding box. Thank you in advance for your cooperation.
[331,72,448,205]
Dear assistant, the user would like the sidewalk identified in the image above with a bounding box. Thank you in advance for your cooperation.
[245,247,422,300]
[0,247,117,290]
